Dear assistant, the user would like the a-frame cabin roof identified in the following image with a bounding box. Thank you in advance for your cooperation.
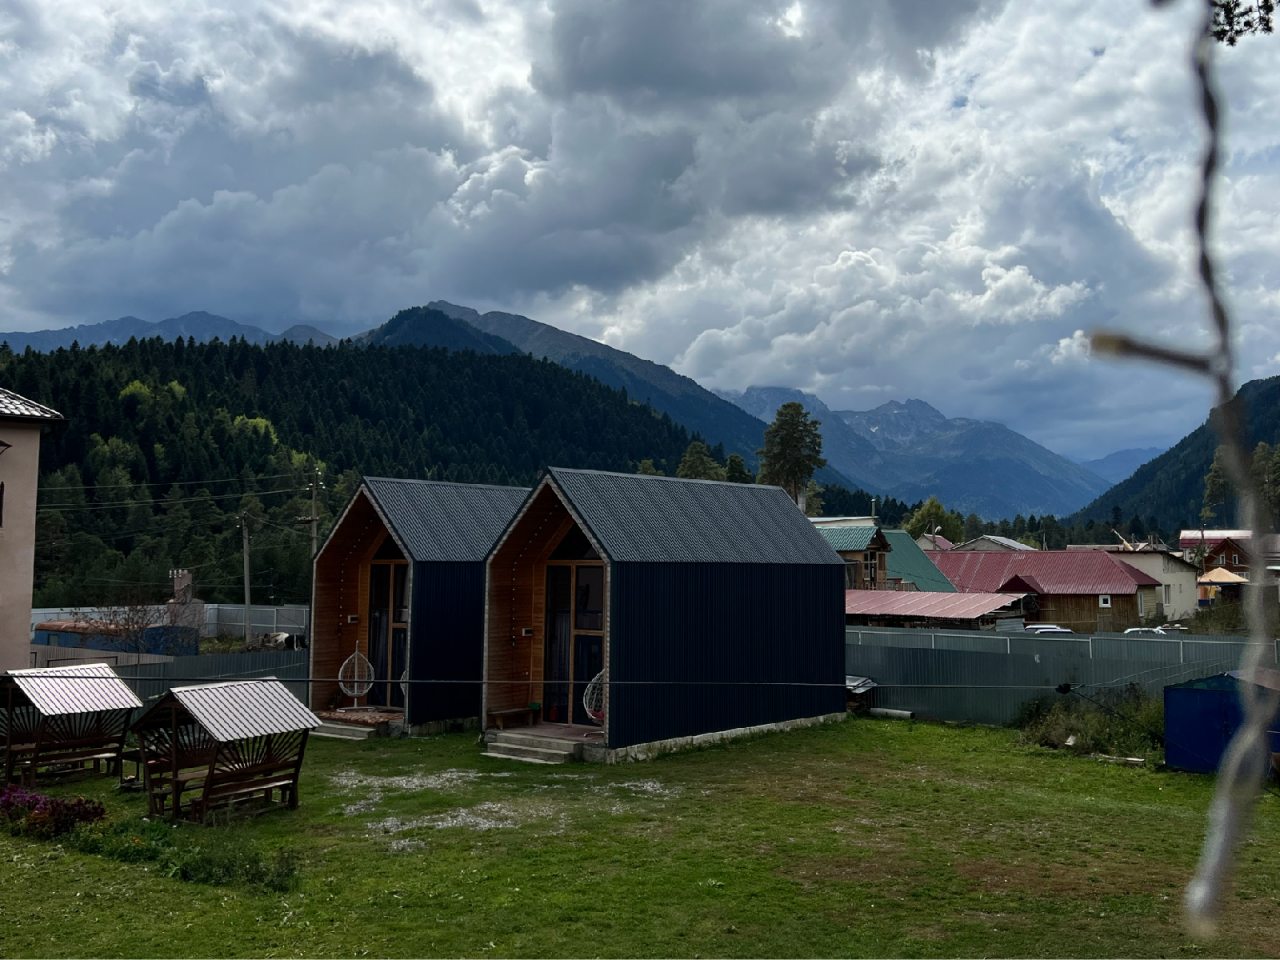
[357,477,530,563]
[539,467,844,565]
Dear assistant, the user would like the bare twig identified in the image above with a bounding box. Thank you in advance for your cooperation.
[1092,0,1277,937]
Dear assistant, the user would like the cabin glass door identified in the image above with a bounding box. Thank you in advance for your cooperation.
[543,562,604,724]
[368,561,408,709]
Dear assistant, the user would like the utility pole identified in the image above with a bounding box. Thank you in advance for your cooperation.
[241,511,252,647]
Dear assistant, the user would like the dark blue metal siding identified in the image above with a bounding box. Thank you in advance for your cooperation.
[606,562,845,749]
[406,561,485,725]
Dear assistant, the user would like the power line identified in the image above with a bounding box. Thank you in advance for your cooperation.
[36,471,301,494]
[37,485,306,513]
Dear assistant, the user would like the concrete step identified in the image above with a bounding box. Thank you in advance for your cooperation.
[313,721,377,741]
[492,731,587,753]
[483,741,576,764]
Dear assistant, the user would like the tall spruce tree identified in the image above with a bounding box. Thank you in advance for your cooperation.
[757,402,825,504]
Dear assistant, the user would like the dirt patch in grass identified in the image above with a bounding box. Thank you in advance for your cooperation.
[778,851,917,888]
[330,767,513,814]
[954,855,1185,899]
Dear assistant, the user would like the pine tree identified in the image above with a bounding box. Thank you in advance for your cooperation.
[724,453,753,484]
[757,402,825,503]
[676,441,726,481]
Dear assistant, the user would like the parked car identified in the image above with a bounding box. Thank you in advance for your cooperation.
[1026,625,1075,635]
[1124,626,1166,637]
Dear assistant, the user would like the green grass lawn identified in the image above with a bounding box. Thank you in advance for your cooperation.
[2,717,1279,958]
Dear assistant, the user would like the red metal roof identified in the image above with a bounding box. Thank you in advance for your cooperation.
[926,550,1160,595]
[844,590,1023,619]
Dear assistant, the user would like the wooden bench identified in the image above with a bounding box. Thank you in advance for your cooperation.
[7,739,124,786]
[190,762,303,823]
[486,706,538,730]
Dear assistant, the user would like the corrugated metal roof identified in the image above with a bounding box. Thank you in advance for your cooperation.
[844,590,1023,619]
[955,535,1038,551]
[5,663,141,716]
[362,478,529,563]
[0,387,63,421]
[927,550,1160,595]
[882,529,956,592]
[546,468,843,565]
[815,526,878,552]
[168,679,319,742]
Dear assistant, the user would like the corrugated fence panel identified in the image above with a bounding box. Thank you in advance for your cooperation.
[845,626,1270,725]
[118,651,309,707]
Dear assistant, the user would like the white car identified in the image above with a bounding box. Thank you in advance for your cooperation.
[1026,625,1074,635]
[1124,626,1166,636]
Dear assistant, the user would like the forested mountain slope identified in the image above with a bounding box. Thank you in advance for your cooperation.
[1,338,693,607]
[1069,375,1280,532]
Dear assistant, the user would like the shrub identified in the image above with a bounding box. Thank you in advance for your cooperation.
[68,818,300,892]
[1017,683,1164,758]
[0,785,105,839]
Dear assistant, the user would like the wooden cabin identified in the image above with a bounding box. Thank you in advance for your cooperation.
[483,468,847,760]
[311,478,529,731]
[1,662,141,785]
[131,677,320,822]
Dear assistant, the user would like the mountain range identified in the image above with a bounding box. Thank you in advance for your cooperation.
[1077,448,1165,485]
[0,312,335,351]
[719,388,1112,519]
[5,305,1156,520]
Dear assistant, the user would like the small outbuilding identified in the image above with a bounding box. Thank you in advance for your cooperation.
[311,477,529,730]
[1,662,142,785]
[1164,669,1280,775]
[483,468,847,760]
[132,678,320,821]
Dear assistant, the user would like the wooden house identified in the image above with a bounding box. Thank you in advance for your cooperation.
[812,524,892,589]
[483,468,846,760]
[311,478,528,731]
[927,549,1161,632]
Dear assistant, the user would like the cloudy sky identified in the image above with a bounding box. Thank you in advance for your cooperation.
[2,0,1278,461]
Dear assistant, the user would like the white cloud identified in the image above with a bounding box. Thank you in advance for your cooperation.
[0,0,1277,463]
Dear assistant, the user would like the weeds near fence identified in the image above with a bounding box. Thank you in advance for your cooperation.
[1017,683,1165,759]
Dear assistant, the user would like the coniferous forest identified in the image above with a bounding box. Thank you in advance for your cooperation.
[3,337,698,607]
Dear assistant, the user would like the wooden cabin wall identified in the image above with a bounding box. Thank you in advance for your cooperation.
[310,495,386,711]
[1032,594,1141,633]
[485,488,574,716]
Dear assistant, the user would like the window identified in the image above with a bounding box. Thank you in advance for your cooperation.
[1099,595,1112,608]
[1163,584,1172,605]
[844,563,857,589]
[1232,554,1239,566]
[863,552,878,586]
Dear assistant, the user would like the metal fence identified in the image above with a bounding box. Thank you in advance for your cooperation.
[31,604,310,640]
[846,627,1273,725]
[115,650,309,706]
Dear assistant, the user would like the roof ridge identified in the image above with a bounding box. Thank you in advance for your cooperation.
[548,465,786,492]
[364,476,529,492]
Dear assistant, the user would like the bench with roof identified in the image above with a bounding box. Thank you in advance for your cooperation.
[1,663,142,786]
[132,678,320,822]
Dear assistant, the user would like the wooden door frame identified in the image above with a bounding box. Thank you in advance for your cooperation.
[542,559,605,725]
[365,553,409,710]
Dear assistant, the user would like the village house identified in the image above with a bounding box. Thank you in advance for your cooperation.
[926,549,1160,633]
[0,387,63,671]
[1066,543,1199,621]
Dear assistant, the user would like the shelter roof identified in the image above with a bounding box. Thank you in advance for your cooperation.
[916,533,954,550]
[1199,567,1248,584]
[0,387,63,422]
[136,678,318,742]
[3,663,141,716]
[360,477,529,563]
[815,525,884,553]
[882,529,955,592]
[927,549,1160,595]
[844,590,1022,619]
[543,467,843,565]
